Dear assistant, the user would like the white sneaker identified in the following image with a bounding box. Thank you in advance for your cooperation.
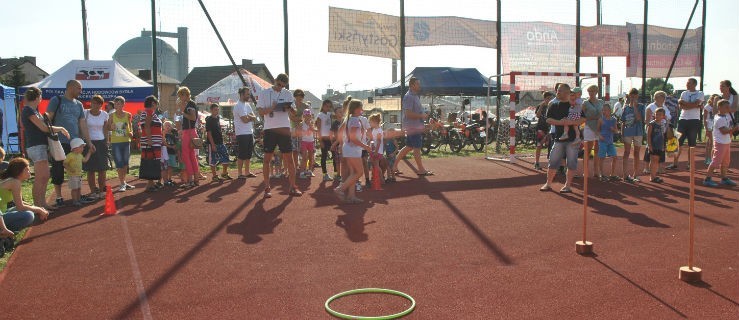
[323,174,333,181]
[125,183,136,190]
[308,171,316,177]
[118,184,127,192]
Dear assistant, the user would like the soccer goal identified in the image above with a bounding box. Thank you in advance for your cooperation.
[485,71,611,163]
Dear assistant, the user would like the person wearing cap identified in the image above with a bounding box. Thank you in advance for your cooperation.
[205,103,232,182]
[298,108,317,179]
[63,138,93,206]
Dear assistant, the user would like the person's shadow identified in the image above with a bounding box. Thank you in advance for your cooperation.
[335,208,375,242]
[226,196,292,244]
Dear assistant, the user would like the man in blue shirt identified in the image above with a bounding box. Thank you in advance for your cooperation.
[391,77,432,176]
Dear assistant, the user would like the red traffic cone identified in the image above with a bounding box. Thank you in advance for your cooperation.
[102,185,118,216]
[371,164,383,191]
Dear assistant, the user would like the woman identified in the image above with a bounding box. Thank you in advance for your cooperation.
[333,100,371,204]
[719,80,738,118]
[139,95,164,191]
[108,96,135,192]
[20,87,69,210]
[83,95,110,199]
[582,85,603,178]
[176,87,200,187]
[0,158,50,238]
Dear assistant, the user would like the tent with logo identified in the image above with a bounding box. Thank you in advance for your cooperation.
[22,60,153,113]
[374,67,497,96]
[0,83,20,153]
[195,68,272,106]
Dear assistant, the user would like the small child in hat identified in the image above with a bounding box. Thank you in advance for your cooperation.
[64,138,93,206]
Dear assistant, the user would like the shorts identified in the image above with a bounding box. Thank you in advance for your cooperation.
[597,142,617,158]
[583,126,598,141]
[622,135,643,147]
[236,134,254,160]
[300,141,315,152]
[111,142,131,168]
[167,153,179,168]
[208,144,231,166]
[50,143,71,186]
[82,140,110,172]
[405,133,423,149]
[646,149,666,163]
[710,142,731,167]
[26,144,49,163]
[548,140,579,170]
[263,128,292,153]
[677,119,700,147]
[536,130,550,147]
[341,143,363,158]
[69,176,82,190]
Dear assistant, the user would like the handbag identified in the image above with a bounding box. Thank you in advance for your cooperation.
[43,113,66,161]
[138,149,161,180]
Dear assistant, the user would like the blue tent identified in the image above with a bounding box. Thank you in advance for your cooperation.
[374,67,497,96]
[0,83,19,153]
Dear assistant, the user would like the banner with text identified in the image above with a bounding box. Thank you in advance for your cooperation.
[501,22,576,91]
[581,25,628,57]
[626,23,702,78]
[405,16,496,48]
[328,7,401,59]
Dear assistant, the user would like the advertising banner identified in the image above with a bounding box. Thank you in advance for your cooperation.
[581,25,628,57]
[328,7,401,59]
[405,16,496,48]
[626,23,702,78]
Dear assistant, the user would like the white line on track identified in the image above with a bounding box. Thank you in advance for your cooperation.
[120,216,153,320]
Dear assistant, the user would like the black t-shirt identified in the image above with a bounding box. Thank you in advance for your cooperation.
[546,101,580,142]
[535,102,550,131]
[205,116,223,145]
[21,106,48,148]
[182,100,198,130]
[330,119,341,133]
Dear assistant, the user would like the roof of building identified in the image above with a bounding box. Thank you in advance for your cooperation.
[113,36,178,58]
[0,58,48,76]
[179,63,274,97]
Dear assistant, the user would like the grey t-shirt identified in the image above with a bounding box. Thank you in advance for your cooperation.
[47,95,84,144]
[582,99,604,131]
[402,91,424,133]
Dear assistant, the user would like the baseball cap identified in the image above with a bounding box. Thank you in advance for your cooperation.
[572,87,582,93]
[70,138,86,149]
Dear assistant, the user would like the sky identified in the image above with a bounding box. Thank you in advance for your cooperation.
[2,0,737,98]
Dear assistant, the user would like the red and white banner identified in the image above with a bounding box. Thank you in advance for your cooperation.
[580,25,628,57]
[626,23,702,78]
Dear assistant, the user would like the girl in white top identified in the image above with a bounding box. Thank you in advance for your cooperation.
[334,100,371,204]
[315,100,335,181]
[368,113,390,183]
[703,94,720,165]
[298,109,316,178]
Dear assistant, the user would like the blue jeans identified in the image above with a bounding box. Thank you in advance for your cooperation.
[2,210,35,232]
[111,142,131,168]
[548,140,579,170]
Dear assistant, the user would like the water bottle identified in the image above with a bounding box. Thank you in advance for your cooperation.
[370,140,375,152]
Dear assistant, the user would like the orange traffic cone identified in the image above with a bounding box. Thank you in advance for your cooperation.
[371,164,383,191]
[102,185,118,216]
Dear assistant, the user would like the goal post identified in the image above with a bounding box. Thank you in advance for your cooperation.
[485,71,610,163]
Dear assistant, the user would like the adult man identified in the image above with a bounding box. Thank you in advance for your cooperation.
[667,78,704,170]
[613,97,624,118]
[540,84,584,193]
[391,77,432,176]
[46,80,94,206]
[256,73,301,198]
[620,88,645,182]
[233,87,257,179]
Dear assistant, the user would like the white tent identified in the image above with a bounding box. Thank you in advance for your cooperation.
[23,60,152,113]
[195,68,271,106]
[0,83,19,153]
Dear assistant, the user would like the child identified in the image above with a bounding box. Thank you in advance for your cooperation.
[596,104,620,181]
[384,133,399,183]
[64,138,93,206]
[560,87,583,142]
[271,150,285,179]
[368,113,389,184]
[163,121,177,186]
[647,108,667,183]
[299,109,316,179]
[704,99,739,187]
[703,94,720,165]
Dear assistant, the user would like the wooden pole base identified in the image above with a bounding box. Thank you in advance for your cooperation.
[679,266,702,283]
[575,241,594,255]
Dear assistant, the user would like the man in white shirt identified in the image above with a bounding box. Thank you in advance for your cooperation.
[256,73,301,198]
[233,87,258,179]
[667,78,704,170]
[613,97,624,118]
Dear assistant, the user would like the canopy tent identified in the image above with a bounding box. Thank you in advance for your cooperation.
[22,60,152,113]
[195,68,272,106]
[374,67,497,96]
[0,83,20,153]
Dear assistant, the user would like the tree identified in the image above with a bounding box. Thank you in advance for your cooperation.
[0,65,29,88]
[643,78,674,100]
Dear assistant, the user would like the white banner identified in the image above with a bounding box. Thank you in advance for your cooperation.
[328,7,401,59]
[626,23,702,78]
[406,16,496,48]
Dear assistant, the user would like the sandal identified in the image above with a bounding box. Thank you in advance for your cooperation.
[289,188,303,197]
[264,187,272,198]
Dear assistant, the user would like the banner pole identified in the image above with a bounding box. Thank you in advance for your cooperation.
[663,0,700,89]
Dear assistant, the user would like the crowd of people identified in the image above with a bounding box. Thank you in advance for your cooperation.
[538,79,739,193]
